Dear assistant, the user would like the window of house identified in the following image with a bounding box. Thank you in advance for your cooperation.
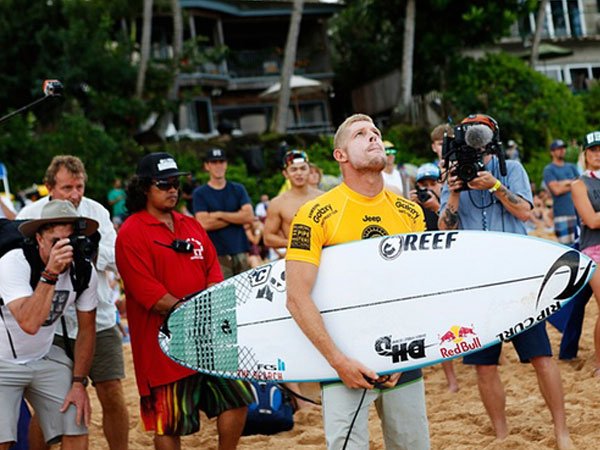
[522,0,585,38]
[182,98,213,133]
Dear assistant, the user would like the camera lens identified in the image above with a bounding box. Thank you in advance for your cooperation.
[417,189,430,203]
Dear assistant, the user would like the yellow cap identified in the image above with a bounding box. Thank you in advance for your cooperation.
[38,185,49,196]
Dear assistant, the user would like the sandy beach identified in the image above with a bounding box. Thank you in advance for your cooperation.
[80,303,600,449]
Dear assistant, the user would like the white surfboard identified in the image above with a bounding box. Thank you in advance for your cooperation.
[159,230,595,382]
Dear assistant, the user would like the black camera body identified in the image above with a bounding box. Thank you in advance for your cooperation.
[69,218,97,263]
[416,186,431,203]
[442,124,506,190]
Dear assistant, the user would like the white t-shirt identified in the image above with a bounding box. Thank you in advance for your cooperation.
[17,196,117,336]
[0,196,16,219]
[382,169,404,196]
[0,249,98,363]
[255,202,268,219]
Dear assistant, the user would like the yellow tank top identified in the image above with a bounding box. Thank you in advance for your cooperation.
[286,182,425,266]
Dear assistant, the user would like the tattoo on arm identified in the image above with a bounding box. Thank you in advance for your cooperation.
[499,186,522,205]
[442,206,459,229]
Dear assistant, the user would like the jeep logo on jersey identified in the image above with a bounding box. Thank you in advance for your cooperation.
[379,235,403,260]
[375,335,426,363]
[362,225,388,239]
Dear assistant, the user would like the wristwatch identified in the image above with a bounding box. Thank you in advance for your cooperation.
[72,376,89,388]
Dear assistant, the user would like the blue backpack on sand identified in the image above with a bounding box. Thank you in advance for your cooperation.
[242,381,295,436]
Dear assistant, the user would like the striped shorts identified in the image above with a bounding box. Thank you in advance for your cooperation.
[554,215,578,245]
[140,373,253,436]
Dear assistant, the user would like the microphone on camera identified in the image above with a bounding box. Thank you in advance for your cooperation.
[465,124,494,149]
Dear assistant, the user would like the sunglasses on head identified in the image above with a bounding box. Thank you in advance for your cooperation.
[153,179,180,191]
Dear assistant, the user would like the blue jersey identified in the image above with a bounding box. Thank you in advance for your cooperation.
[192,181,251,255]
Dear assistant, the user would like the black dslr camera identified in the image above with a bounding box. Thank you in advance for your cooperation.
[442,123,506,190]
[69,218,97,263]
[416,186,431,203]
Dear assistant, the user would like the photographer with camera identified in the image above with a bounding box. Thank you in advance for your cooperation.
[0,199,98,449]
[409,164,441,227]
[438,114,572,450]
[17,156,128,450]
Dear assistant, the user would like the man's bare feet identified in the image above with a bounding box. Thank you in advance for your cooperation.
[556,433,574,450]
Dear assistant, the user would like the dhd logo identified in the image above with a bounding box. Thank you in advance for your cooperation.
[375,335,425,363]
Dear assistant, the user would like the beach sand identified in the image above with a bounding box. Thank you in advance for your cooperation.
[84,228,599,449]
[82,301,600,450]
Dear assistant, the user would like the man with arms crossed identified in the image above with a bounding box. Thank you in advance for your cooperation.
[193,148,254,278]
[543,139,580,246]
[0,200,98,449]
[116,152,252,450]
[286,114,430,449]
[438,114,571,450]
[18,156,128,450]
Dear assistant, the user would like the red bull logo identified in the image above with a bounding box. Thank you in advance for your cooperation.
[438,324,482,358]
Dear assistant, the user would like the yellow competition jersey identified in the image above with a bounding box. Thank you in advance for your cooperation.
[286,182,425,266]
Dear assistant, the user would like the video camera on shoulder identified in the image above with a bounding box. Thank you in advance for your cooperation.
[442,114,507,190]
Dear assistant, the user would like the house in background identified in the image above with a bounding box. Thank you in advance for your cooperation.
[352,1,600,127]
[468,0,600,91]
[148,0,341,137]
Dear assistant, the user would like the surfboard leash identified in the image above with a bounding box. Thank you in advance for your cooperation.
[279,384,322,407]
[342,388,367,450]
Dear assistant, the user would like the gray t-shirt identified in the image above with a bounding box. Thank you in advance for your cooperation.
[542,162,579,217]
[440,158,533,234]
[579,175,600,251]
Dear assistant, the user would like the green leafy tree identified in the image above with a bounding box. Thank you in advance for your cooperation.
[444,52,586,186]
[329,0,531,95]
[581,83,600,131]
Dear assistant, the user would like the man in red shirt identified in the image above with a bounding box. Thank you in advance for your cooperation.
[116,152,252,450]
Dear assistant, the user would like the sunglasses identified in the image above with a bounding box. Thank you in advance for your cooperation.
[385,149,397,155]
[283,150,308,168]
[153,179,180,191]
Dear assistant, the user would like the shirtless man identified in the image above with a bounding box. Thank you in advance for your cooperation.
[263,149,322,409]
[263,150,322,257]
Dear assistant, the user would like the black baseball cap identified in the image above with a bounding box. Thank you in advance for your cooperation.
[205,148,227,162]
[136,152,189,179]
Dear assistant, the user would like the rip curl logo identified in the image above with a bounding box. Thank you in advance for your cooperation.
[362,225,388,239]
[379,235,403,260]
[535,250,594,309]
